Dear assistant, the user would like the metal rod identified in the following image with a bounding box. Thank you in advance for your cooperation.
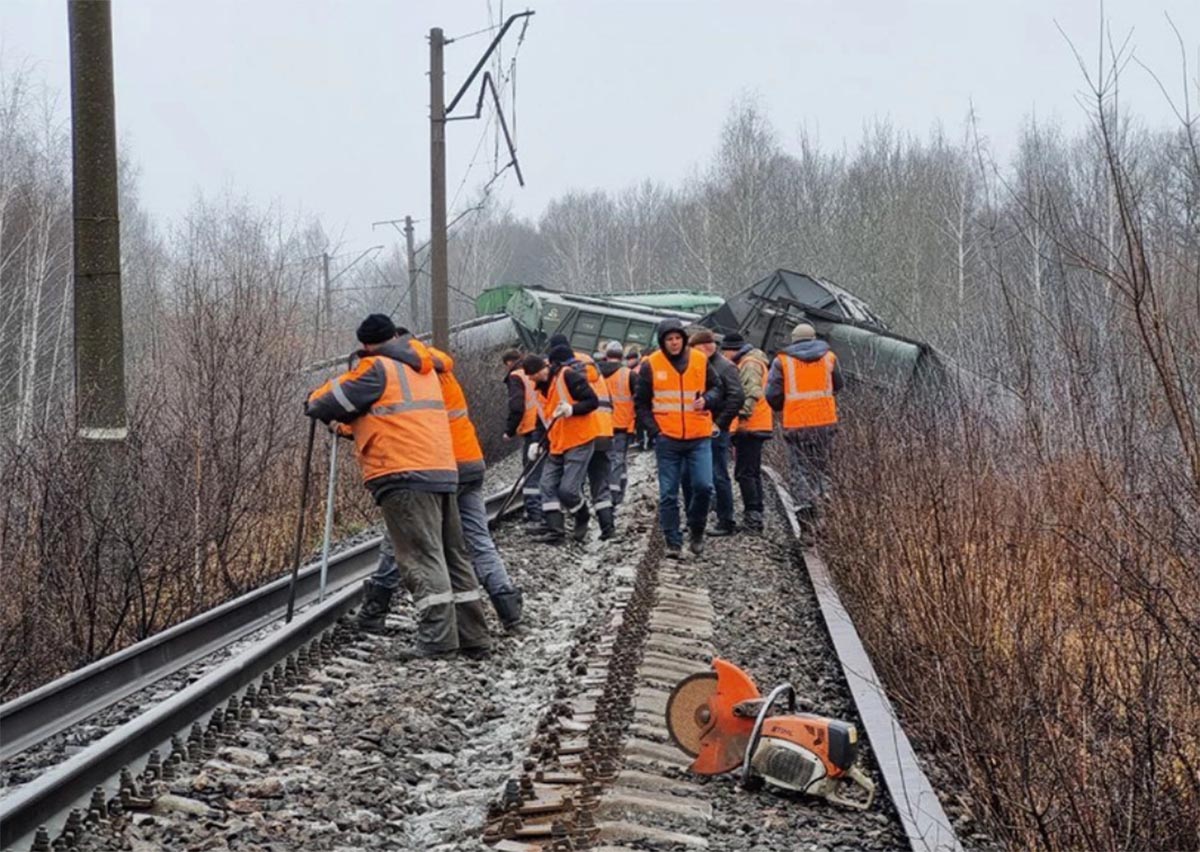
[446,11,535,115]
[285,418,319,622]
[318,431,339,603]
[405,215,419,326]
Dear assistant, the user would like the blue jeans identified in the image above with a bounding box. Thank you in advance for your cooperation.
[681,431,734,526]
[655,437,713,547]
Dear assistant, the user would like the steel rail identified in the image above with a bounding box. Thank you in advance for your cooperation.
[764,465,963,852]
[0,486,520,851]
[1,488,516,764]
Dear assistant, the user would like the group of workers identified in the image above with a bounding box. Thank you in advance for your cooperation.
[503,317,842,559]
[304,312,841,663]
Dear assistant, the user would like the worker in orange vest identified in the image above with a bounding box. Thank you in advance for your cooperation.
[765,322,844,536]
[305,314,490,661]
[548,334,616,540]
[501,349,546,527]
[430,347,524,631]
[719,332,772,533]
[599,341,637,506]
[633,318,726,559]
[524,348,602,544]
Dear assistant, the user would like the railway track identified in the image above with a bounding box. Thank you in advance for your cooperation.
[1,459,969,851]
[0,487,522,850]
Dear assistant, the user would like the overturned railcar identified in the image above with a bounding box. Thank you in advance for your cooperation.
[700,269,1016,415]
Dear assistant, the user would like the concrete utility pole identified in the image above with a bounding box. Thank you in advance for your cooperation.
[404,215,418,327]
[69,0,126,441]
[429,27,449,350]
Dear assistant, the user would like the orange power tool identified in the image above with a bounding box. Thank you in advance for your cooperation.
[665,659,875,809]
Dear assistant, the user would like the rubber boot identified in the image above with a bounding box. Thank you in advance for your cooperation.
[743,510,764,533]
[707,519,737,537]
[572,503,591,543]
[530,510,565,543]
[688,528,706,557]
[356,579,393,633]
[491,587,525,632]
[597,507,616,541]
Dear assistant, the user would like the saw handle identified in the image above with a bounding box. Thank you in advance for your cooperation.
[739,683,796,789]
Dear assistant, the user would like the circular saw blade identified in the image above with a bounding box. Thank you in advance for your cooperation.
[665,671,719,758]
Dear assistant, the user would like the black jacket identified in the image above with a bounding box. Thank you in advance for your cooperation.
[504,367,527,437]
[633,318,724,440]
[709,352,745,432]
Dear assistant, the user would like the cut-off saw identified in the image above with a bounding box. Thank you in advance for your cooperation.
[665,659,875,810]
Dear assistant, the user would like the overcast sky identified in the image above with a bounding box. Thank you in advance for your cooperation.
[2,0,1198,253]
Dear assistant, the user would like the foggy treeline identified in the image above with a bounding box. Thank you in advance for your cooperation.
[2,33,1199,850]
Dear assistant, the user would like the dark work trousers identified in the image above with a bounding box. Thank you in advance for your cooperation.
[589,437,614,512]
[379,489,491,655]
[608,431,630,505]
[540,442,594,514]
[655,437,713,548]
[711,429,735,526]
[784,426,835,510]
[521,433,547,523]
[732,432,769,516]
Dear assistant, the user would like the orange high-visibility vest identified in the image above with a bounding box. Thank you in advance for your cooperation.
[512,368,544,436]
[606,365,635,433]
[429,347,485,481]
[779,351,838,430]
[309,348,456,488]
[544,368,601,455]
[573,351,613,438]
[646,349,712,440]
[735,351,773,434]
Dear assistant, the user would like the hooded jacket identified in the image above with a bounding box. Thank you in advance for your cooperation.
[633,318,724,440]
[724,343,772,429]
[306,335,457,501]
[765,339,845,414]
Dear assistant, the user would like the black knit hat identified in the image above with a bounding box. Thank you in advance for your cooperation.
[720,332,746,350]
[521,354,546,376]
[356,313,396,345]
[548,343,574,365]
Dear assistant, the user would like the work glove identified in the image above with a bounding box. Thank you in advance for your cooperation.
[554,402,574,419]
[503,431,515,440]
[527,443,543,463]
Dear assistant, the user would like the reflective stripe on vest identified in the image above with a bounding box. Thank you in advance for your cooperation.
[513,368,543,435]
[780,351,838,430]
[606,365,635,432]
[429,347,485,477]
[736,352,773,433]
[344,354,457,486]
[583,361,614,438]
[546,368,601,455]
[414,587,484,613]
[647,349,712,440]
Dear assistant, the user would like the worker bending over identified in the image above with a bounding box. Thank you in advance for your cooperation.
[634,319,725,558]
[525,348,602,544]
[305,315,490,661]
[719,333,772,533]
[502,349,546,528]
[766,322,843,537]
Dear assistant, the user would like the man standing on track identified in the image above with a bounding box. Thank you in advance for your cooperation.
[305,315,490,661]
[598,341,636,507]
[525,349,601,544]
[687,330,744,537]
[430,346,524,631]
[766,322,844,538]
[502,349,545,529]
[634,318,725,559]
[720,332,772,534]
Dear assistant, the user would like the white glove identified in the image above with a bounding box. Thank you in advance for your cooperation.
[554,402,573,419]
[527,443,542,463]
